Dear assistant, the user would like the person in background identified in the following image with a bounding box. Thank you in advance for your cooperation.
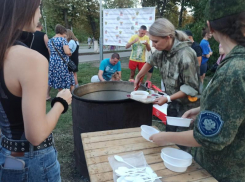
[134,18,201,135]
[200,27,213,83]
[32,22,49,61]
[92,37,94,46]
[0,0,72,181]
[125,25,151,81]
[91,53,121,82]
[87,37,92,49]
[150,0,245,181]
[32,22,51,100]
[67,29,79,88]
[48,24,75,91]
[184,30,202,66]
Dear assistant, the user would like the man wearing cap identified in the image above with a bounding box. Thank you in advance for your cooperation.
[148,0,245,181]
[184,30,202,66]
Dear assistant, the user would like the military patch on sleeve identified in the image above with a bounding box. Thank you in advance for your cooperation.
[198,111,224,137]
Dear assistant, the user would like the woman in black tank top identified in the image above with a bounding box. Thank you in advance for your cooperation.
[67,29,80,87]
[0,1,72,181]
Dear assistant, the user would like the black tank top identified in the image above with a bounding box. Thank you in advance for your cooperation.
[70,41,79,63]
[0,41,26,140]
[32,31,50,61]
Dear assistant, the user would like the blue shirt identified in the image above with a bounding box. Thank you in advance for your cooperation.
[99,58,121,81]
[200,39,212,65]
[68,40,79,53]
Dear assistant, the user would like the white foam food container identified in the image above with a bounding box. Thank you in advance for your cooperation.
[166,116,192,127]
[161,153,191,173]
[161,147,192,166]
[131,91,149,100]
[163,160,188,173]
[140,125,159,142]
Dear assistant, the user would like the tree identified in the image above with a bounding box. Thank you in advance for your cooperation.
[84,0,100,40]
[103,0,137,9]
[182,10,194,27]
[142,0,179,18]
[42,0,85,29]
[42,0,100,40]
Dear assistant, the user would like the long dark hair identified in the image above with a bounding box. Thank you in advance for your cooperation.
[210,12,245,47]
[0,0,40,68]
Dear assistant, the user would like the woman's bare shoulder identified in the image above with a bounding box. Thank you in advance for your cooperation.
[7,45,48,67]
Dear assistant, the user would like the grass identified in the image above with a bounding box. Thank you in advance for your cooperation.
[48,57,210,181]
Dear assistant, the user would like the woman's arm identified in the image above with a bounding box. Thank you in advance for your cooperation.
[17,48,71,145]
[44,34,49,49]
[154,91,187,106]
[134,63,152,88]
[63,45,71,56]
[150,130,201,147]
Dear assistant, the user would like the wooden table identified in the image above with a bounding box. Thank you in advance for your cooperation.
[81,127,217,182]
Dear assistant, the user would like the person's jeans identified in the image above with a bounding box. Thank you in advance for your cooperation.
[0,139,61,182]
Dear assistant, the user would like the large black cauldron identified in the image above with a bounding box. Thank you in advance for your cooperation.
[72,81,152,177]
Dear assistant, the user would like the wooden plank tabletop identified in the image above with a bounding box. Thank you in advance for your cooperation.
[81,127,218,182]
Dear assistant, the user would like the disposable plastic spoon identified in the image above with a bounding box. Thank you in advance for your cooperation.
[114,155,136,168]
[117,166,146,172]
[132,176,162,182]
[145,167,157,181]
[115,169,150,177]
[124,175,154,182]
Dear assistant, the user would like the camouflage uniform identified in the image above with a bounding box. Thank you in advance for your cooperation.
[147,38,201,117]
[193,45,245,181]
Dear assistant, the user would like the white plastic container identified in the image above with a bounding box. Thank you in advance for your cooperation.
[140,125,159,142]
[166,116,192,127]
[163,159,188,173]
[161,147,192,166]
[161,152,191,173]
[131,91,149,100]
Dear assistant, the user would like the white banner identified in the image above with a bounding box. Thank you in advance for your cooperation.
[103,7,156,46]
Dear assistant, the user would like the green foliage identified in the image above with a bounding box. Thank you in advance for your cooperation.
[183,0,219,76]
[42,0,100,40]
[142,0,179,19]
[103,0,138,9]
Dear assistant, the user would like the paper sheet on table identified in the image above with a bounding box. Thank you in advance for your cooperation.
[108,152,161,182]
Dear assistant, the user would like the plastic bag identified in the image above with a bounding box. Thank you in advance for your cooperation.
[108,152,161,182]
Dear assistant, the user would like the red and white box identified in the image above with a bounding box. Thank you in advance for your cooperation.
[152,104,168,125]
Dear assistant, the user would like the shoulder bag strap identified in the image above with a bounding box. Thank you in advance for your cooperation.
[51,40,68,65]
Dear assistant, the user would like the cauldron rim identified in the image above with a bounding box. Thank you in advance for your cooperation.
[72,81,147,103]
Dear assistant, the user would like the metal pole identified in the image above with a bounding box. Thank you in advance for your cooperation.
[43,16,48,36]
[99,0,103,61]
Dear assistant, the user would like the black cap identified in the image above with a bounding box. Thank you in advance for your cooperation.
[184,30,193,37]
